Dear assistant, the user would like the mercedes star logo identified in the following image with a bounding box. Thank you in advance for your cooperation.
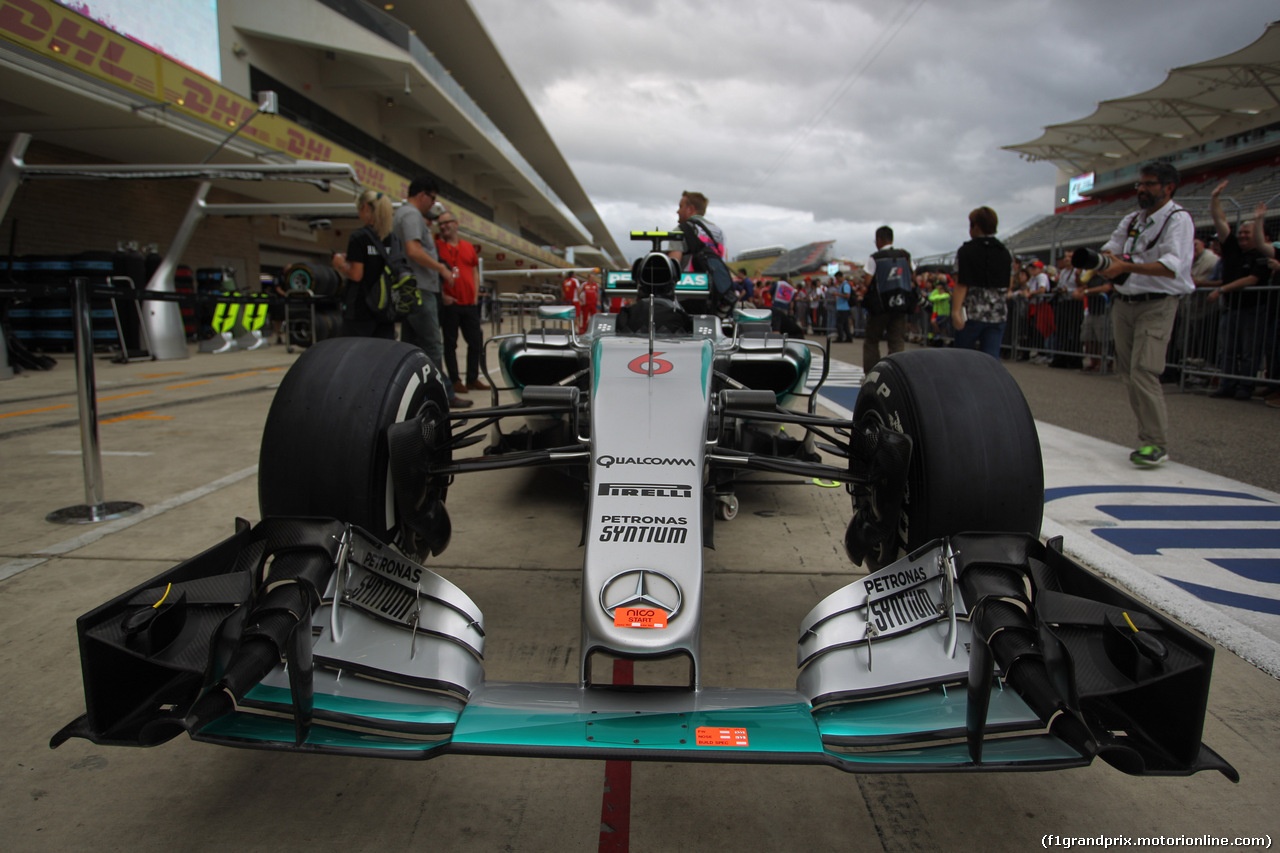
[599,568,682,620]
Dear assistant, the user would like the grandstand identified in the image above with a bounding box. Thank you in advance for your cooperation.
[998,20,1280,263]
[761,240,836,278]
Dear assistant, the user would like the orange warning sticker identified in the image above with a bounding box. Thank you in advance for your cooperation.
[695,727,749,747]
[614,607,668,629]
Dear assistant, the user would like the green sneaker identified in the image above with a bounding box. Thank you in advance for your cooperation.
[1129,445,1168,467]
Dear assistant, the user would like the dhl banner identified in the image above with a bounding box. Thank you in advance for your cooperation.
[0,0,562,267]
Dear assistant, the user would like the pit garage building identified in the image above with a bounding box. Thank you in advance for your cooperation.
[0,0,624,310]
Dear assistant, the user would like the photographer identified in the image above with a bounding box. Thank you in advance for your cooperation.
[1074,161,1194,467]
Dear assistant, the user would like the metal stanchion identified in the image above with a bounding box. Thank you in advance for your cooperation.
[46,277,144,524]
[0,320,13,380]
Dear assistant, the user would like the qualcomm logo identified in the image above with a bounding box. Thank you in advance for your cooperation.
[1046,485,1280,619]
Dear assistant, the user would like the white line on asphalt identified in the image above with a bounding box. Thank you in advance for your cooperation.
[48,450,155,456]
[0,465,258,583]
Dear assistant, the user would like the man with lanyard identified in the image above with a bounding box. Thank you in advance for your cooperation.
[858,225,916,371]
[1090,161,1194,467]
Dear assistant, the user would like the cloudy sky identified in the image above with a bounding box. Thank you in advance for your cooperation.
[469,0,1278,264]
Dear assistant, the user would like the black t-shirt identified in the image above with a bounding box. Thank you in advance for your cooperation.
[344,226,388,321]
[1218,232,1265,310]
[956,236,1012,290]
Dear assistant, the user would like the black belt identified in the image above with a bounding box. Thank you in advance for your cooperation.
[1114,291,1170,303]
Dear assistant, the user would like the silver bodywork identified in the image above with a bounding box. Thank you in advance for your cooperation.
[583,337,713,681]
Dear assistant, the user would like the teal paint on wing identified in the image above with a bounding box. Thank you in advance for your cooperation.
[451,702,824,754]
[243,683,462,727]
[813,684,1038,739]
[200,714,441,752]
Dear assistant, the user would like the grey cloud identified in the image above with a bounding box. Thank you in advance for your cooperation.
[472,0,1280,261]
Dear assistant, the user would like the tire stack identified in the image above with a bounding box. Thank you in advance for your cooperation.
[29,255,74,352]
[282,262,342,347]
[73,250,120,352]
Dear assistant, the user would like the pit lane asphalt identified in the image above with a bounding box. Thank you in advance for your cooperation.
[0,338,1276,852]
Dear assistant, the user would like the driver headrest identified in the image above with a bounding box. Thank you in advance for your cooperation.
[631,252,681,299]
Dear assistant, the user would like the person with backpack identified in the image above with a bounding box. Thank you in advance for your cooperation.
[859,224,917,371]
[332,189,398,339]
[669,190,735,314]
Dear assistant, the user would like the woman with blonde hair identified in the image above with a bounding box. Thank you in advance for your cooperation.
[331,189,397,338]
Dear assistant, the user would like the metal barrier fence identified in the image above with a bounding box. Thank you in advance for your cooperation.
[776,286,1280,394]
[921,287,1280,392]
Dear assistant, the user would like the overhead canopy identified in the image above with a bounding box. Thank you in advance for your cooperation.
[1004,21,1280,175]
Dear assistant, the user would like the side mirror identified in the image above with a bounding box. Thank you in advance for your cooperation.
[537,305,576,322]
[734,308,772,324]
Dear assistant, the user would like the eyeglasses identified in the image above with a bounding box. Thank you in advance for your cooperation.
[438,219,457,226]
[1134,180,1163,189]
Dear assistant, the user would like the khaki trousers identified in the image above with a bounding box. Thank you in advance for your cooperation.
[863,312,907,372]
[1111,295,1179,449]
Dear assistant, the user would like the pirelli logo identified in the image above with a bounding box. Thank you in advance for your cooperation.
[597,483,693,498]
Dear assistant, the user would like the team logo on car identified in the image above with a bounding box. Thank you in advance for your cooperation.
[599,568,683,626]
[598,515,689,544]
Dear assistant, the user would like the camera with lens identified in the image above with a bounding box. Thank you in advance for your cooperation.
[1072,247,1130,286]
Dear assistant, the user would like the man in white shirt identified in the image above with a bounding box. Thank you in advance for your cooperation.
[1087,161,1194,467]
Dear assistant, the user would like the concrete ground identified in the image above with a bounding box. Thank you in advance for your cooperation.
[1,337,1276,852]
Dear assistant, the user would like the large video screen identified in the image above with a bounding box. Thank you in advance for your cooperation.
[1067,172,1095,204]
[58,0,221,81]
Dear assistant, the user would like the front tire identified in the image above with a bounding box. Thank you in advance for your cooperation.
[852,349,1043,567]
[259,338,451,548]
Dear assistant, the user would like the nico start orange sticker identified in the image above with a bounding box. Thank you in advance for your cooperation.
[614,607,668,629]
[695,727,749,747]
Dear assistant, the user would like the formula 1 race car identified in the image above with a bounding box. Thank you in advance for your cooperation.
[53,234,1236,780]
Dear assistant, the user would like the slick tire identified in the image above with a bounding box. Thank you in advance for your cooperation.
[259,337,450,545]
[853,348,1042,567]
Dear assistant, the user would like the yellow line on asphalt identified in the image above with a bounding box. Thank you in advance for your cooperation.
[0,404,71,419]
[98,411,174,424]
[98,391,153,402]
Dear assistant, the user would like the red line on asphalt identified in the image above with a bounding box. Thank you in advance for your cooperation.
[598,658,634,853]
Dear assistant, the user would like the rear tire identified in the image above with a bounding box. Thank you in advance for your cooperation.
[853,349,1042,567]
[259,337,450,546]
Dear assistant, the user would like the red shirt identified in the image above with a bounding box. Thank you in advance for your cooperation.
[436,238,479,305]
[561,276,580,305]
